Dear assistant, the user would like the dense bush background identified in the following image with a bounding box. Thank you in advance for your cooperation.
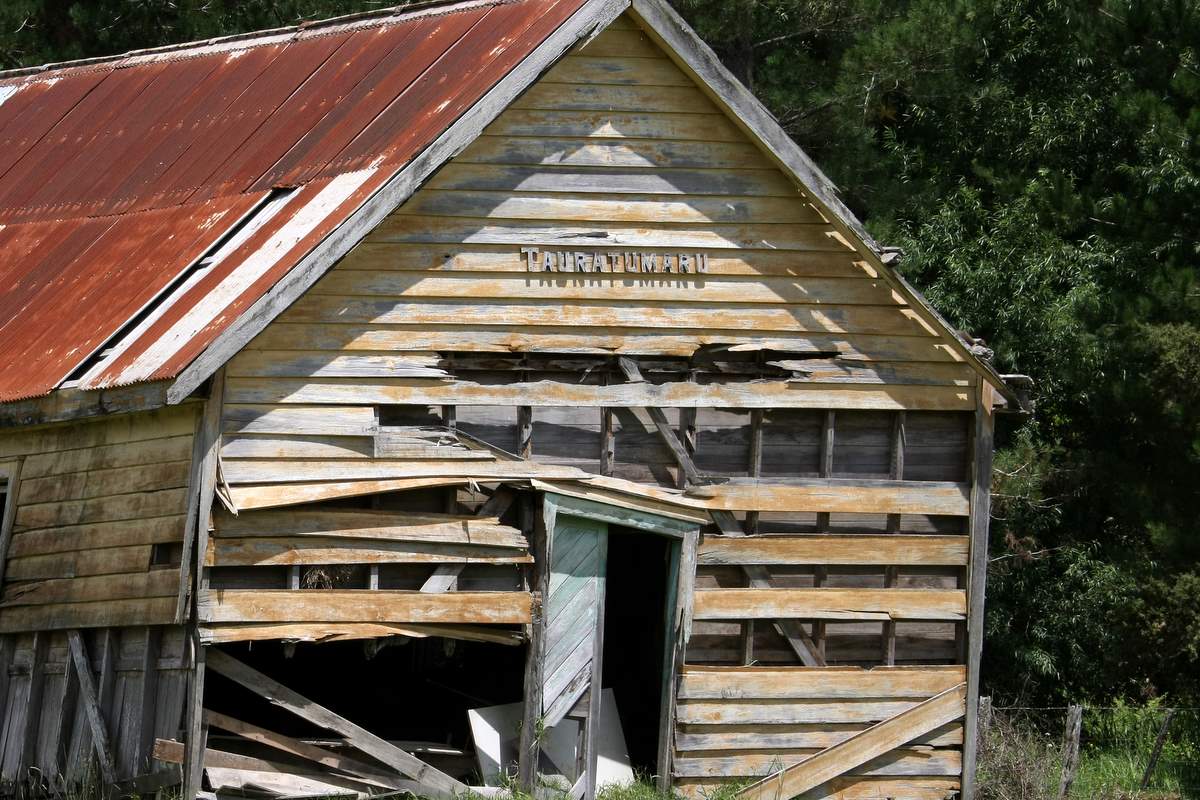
[3,0,1196,705]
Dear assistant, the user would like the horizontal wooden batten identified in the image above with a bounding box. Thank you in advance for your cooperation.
[223,404,379,436]
[0,569,178,607]
[0,597,177,633]
[7,515,185,558]
[221,434,486,461]
[687,480,971,515]
[677,666,967,700]
[197,590,533,625]
[328,242,873,280]
[484,109,746,143]
[674,722,964,752]
[278,302,935,341]
[396,191,824,225]
[248,326,961,363]
[311,271,895,307]
[214,509,528,548]
[220,459,587,485]
[16,459,191,505]
[675,777,960,800]
[224,378,973,412]
[692,588,967,621]
[541,54,695,86]
[671,748,962,778]
[454,137,777,171]
[512,83,712,114]
[425,164,803,197]
[696,535,970,566]
[199,621,525,646]
[4,545,155,581]
[209,537,531,568]
[228,478,470,511]
[675,699,921,726]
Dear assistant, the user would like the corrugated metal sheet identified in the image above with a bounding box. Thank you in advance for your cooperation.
[0,0,587,402]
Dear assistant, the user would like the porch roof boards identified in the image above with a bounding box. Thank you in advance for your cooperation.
[0,0,587,402]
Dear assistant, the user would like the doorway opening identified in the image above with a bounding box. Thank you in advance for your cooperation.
[601,526,672,775]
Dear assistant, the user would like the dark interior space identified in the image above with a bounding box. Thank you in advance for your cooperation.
[204,636,528,782]
[601,527,672,775]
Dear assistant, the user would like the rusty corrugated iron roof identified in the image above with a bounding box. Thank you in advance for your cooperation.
[0,0,587,402]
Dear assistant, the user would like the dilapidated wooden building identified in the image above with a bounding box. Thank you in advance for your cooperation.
[0,1,1026,798]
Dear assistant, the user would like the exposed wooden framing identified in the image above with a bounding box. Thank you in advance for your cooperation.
[168,0,636,404]
[584,531,609,800]
[743,409,763,535]
[697,535,969,566]
[657,530,696,790]
[200,621,524,645]
[678,406,697,490]
[0,458,23,593]
[0,636,10,734]
[206,648,466,796]
[203,709,412,790]
[20,631,47,773]
[518,499,550,792]
[961,389,997,800]
[734,682,967,800]
[176,414,206,624]
[420,565,462,593]
[517,405,533,460]
[67,631,117,786]
[600,406,615,476]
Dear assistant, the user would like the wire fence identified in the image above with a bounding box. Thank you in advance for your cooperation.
[978,701,1200,799]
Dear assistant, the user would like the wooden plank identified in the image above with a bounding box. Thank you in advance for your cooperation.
[677,666,966,700]
[220,458,587,484]
[511,82,711,113]
[197,589,533,625]
[674,723,964,752]
[673,748,961,778]
[484,108,746,142]
[203,709,412,790]
[66,631,116,786]
[154,739,385,795]
[229,477,469,510]
[313,270,892,305]
[199,621,524,646]
[0,570,178,607]
[226,351,447,379]
[209,537,531,568]
[676,700,920,726]
[734,683,967,800]
[685,480,971,515]
[397,190,823,225]
[224,377,973,412]
[540,53,694,85]
[692,588,966,621]
[0,598,177,634]
[137,627,161,770]
[214,508,527,548]
[205,648,466,796]
[0,407,197,461]
[696,535,969,566]
[7,516,185,558]
[13,488,188,532]
[678,777,960,800]
[167,0,635,404]
[20,632,47,772]
[223,404,379,436]
[3,545,155,582]
[16,461,191,506]
[453,137,777,170]
[16,435,194,481]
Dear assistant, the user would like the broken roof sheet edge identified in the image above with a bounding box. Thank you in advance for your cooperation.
[0,0,512,82]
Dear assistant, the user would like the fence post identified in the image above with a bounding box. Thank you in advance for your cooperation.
[1058,704,1083,800]
[979,696,993,739]
[1140,708,1176,791]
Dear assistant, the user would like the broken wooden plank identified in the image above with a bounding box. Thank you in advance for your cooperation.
[214,508,528,548]
[208,537,531,568]
[198,590,533,625]
[734,682,967,800]
[696,534,969,567]
[228,477,470,510]
[203,709,411,790]
[204,649,465,796]
[199,621,524,646]
[67,631,117,786]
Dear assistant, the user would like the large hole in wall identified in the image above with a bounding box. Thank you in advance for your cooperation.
[204,637,528,784]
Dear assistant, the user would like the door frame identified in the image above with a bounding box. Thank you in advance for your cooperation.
[532,491,701,795]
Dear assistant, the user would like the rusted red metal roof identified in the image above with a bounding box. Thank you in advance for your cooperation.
[0,0,587,402]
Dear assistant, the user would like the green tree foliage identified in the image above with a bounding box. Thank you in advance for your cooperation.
[1,0,1197,704]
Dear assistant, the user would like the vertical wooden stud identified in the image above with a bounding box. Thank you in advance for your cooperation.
[0,635,11,742]
[138,627,162,774]
[583,529,610,800]
[883,411,905,665]
[677,407,697,490]
[55,635,81,781]
[960,390,996,800]
[600,407,615,477]
[21,632,48,774]
[744,409,764,535]
[182,632,207,800]
[517,405,533,461]
[518,499,552,792]
[739,619,755,666]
